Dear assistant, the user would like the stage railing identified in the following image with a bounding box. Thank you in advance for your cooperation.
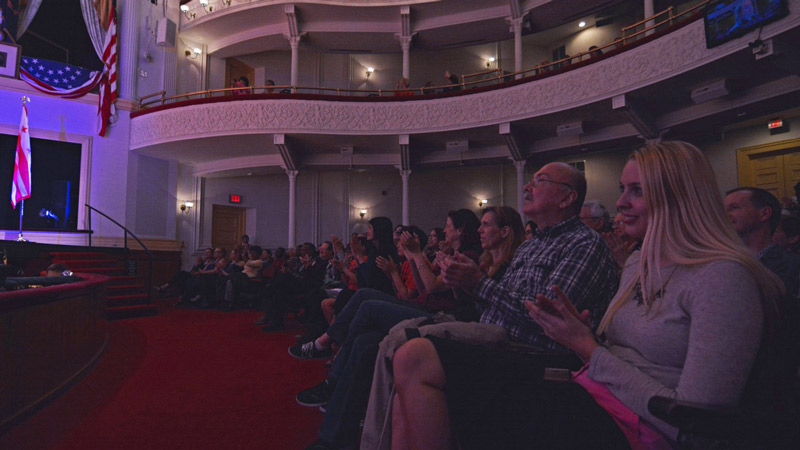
[85,204,153,304]
[137,1,708,110]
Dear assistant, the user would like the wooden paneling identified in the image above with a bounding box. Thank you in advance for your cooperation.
[0,274,109,433]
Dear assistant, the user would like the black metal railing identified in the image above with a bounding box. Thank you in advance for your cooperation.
[85,204,153,303]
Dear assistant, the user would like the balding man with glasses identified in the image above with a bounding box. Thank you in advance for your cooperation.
[440,162,619,353]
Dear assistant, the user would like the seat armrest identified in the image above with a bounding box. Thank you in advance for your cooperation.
[648,396,800,444]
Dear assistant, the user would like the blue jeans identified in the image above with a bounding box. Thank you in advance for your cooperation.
[326,288,425,345]
[319,300,433,446]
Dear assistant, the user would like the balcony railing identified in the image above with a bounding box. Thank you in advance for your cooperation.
[138,1,709,110]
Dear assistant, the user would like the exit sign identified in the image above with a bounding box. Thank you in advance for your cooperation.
[229,194,242,204]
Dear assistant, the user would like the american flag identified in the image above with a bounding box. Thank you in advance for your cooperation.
[97,5,117,137]
[19,58,102,98]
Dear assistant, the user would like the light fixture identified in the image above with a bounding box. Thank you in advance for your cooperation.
[221,0,232,6]
[359,209,367,219]
[185,47,201,59]
[579,21,586,28]
[180,4,195,19]
[180,201,194,213]
[479,199,488,207]
[200,0,213,13]
[366,67,374,78]
[486,57,495,68]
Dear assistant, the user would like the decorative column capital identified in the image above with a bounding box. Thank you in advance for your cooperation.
[400,169,412,181]
[507,17,525,34]
[286,169,299,181]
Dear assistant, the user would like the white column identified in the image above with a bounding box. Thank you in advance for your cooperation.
[644,0,655,36]
[400,169,411,226]
[289,36,301,88]
[514,160,526,216]
[287,170,298,247]
[399,37,412,80]
[510,18,524,80]
[118,0,141,100]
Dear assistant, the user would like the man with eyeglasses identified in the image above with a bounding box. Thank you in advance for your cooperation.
[580,200,611,232]
[440,162,620,353]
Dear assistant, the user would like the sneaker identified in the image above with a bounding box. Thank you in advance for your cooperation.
[289,341,333,360]
[297,379,331,407]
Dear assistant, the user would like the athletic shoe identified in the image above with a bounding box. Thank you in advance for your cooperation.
[289,341,333,360]
[297,379,332,407]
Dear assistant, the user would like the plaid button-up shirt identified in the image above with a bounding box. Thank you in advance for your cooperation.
[475,215,620,352]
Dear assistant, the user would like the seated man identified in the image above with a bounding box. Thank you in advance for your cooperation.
[301,163,620,450]
[725,187,800,298]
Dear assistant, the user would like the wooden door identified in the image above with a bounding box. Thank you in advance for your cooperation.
[737,138,800,202]
[225,58,255,95]
[211,205,246,251]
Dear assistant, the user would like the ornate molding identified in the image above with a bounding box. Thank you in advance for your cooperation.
[131,5,800,149]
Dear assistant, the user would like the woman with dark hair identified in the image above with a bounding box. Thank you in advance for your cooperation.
[425,227,445,262]
[356,217,398,296]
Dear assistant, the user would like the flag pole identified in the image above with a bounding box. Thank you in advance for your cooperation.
[16,96,30,242]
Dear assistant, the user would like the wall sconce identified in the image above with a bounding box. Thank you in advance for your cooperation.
[366,67,375,78]
[221,0,232,6]
[180,4,195,19]
[478,199,488,208]
[180,201,194,213]
[485,57,495,68]
[185,48,201,59]
[200,0,213,13]
[359,209,368,219]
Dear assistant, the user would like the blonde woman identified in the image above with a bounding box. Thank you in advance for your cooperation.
[391,142,783,449]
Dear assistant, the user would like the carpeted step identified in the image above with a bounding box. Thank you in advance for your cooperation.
[108,284,145,293]
[105,305,158,320]
[75,267,126,274]
[107,293,149,307]
[50,252,107,261]
[54,259,119,269]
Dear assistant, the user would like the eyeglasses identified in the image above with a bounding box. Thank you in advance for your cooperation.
[530,177,573,190]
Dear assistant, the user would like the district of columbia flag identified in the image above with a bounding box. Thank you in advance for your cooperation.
[11,104,31,209]
[97,3,117,137]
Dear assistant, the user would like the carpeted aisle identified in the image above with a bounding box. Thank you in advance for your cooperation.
[0,300,328,450]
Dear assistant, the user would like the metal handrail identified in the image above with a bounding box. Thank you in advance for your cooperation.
[137,2,707,109]
[85,204,153,304]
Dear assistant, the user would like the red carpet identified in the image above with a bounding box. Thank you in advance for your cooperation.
[0,300,327,450]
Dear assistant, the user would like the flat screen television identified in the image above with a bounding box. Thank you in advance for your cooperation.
[704,0,788,48]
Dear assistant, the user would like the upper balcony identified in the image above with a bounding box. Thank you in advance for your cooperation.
[131,0,800,177]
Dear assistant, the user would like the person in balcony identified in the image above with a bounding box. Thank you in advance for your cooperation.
[394,77,413,96]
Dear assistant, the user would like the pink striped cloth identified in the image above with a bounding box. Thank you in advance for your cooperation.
[572,364,673,450]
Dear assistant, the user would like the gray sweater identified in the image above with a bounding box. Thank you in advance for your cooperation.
[587,251,764,440]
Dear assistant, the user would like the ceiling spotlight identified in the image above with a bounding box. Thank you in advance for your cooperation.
[579,21,586,28]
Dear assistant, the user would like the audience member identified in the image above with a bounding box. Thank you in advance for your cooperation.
[265,79,276,94]
[390,142,782,450]
[580,199,611,232]
[424,227,444,262]
[46,263,71,277]
[725,187,800,298]
[523,220,536,240]
[603,212,639,267]
[394,77,412,96]
[774,214,800,254]
[297,208,521,450]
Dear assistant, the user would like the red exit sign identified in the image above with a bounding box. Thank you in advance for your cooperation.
[229,194,242,204]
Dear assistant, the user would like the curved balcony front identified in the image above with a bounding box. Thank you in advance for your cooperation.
[130,6,800,177]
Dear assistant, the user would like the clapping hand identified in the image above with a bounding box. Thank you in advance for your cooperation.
[376,255,398,276]
[400,231,421,254]
[524,286,597,359]
[439,252,482,290]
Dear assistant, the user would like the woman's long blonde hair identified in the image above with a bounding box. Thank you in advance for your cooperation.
[597,141,783,334]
